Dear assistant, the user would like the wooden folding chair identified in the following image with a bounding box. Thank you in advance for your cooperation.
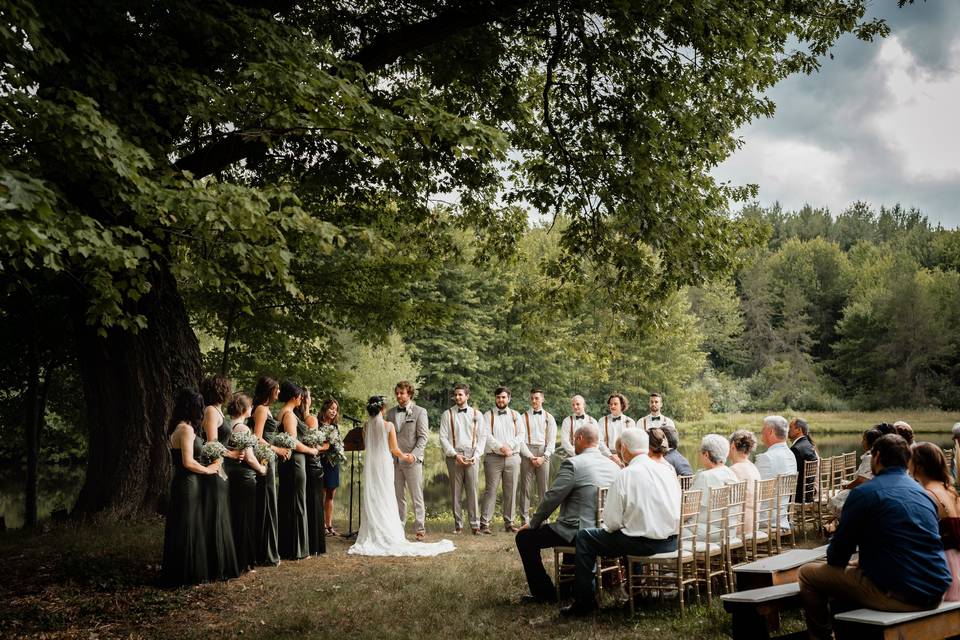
[842,451,857,484]
[792,459,819,541]
[679,475,693,491]
[725,480,748,589]
[695,484,731,604]
[552,486,619,602]
[746,478,777,560]
[626,489,701,615]
[775,473,798,552]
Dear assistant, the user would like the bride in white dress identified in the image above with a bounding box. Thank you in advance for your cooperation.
[348,396,455,557]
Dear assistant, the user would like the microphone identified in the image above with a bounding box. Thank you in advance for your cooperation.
[342,414,362,424]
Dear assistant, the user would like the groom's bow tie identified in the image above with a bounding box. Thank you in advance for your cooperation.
[397,406,406,413]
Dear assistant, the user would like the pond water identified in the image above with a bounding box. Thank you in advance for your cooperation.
[1,430,954,529]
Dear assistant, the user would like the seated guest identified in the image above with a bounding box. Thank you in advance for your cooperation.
[894,420,915,447]
[691,434,739,541]
[755,415,797,531]
[789,418,819,503]
[514,425,619,604]
[798,435,951,640]
[875,421,896,436]
[563,429,681,616]
[663,426,693,476]
[728,430,761,535]
[910,442,960,601]
[827,427,882,522]
[647,428,671,466]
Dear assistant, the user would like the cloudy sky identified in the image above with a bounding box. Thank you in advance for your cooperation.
[712,1,960,228]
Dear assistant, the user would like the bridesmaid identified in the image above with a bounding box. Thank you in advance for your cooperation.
[161,389,221,586]
[277,380,320,560]
[296,388,329,555]
[225,393,267,572]
[199,375,241,580]
[318,398,343,536]
[250,376,285,566]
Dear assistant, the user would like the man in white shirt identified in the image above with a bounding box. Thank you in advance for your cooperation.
[638,392,676,432]
[480,386,524,533]
[563,429,681,616]
[597,392,635,464]
[560,395,597,457]
[518,387,557,527]
[439,383,487,535]
[755,414,797,531]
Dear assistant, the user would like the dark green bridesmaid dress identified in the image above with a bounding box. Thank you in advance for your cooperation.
[251,410,281,566]
[305,424,327,555]
[203,411,241,580]
[278,411,309,560]
[161,431,208,586]
[225,420,258,571]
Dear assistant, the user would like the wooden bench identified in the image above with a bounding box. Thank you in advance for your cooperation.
[721,582,804,640]
[734,545,828,591]
[833,600,960,640]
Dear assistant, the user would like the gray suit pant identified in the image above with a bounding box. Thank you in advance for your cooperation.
[394,459,425,532]
[481,453,521,529]
[446,456,480,530]
[518,445,550,525]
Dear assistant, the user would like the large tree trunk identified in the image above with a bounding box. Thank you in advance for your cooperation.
[73,264,202,518]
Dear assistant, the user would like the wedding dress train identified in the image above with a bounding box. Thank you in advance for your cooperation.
[348,414,455,557]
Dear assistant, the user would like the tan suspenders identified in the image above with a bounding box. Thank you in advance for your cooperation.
[448,407,479,451]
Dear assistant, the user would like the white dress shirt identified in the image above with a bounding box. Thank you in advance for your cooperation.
[597,413,636,457]
[755,441,798,529]
[439,405,487,459]
[560,414,597,457]
[483,408,523,455]
[602,454,681,539]
[519,409,557,459]
[639,413,676,432]
[691,464,740,541]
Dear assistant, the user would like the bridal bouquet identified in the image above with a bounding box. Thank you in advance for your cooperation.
[254,441,276,465]
[228,431,259,452]
[201,441,228,463]
[270,432,298,450]
[319,424,347,466]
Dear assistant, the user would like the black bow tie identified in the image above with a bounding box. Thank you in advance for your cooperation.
[575,415,584,420]
[397,406,406,413]
[497,410,507,415]
[533,410,542,415]
[612,416,622,422]
[651,416,661,421]
[458,408,468,413]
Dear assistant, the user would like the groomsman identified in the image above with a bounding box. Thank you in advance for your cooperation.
[439,383,487,535]
[560,395,597,457]
[598,392,635,465]
[385,381,429,540]
[518,387,557,526]
[639,392,676,432]
[481,387,524,533]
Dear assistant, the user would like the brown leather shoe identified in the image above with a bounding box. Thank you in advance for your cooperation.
[453,527,462,535]
[472,528,481,535]
[480,527,493,535]
[505,525,519,533]
[415,530,426,541]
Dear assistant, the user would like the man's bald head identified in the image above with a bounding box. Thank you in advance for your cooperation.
[574,424,598,454]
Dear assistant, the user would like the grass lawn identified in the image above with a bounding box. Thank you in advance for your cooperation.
[1,514,814,640]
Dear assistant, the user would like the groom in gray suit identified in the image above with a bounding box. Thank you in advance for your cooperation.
[386,381,430,540]
[514,424,619,603]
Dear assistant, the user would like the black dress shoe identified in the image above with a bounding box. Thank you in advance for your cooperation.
[560,603,596,617]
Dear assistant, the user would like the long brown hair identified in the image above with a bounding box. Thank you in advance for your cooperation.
[911,442,958,498]
[318,398,340,425]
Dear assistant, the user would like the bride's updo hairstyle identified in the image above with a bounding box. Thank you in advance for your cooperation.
[366,395,387,416]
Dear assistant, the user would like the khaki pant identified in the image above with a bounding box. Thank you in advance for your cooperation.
[798,561,935,640]
[518,445,550,525]
[446,452,480,530]
[481,453,520,529]
[394,459,425,533]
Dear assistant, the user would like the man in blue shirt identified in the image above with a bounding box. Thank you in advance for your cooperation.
[798,434,951,640]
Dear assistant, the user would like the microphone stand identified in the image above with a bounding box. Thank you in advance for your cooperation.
[342,414,364,539]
